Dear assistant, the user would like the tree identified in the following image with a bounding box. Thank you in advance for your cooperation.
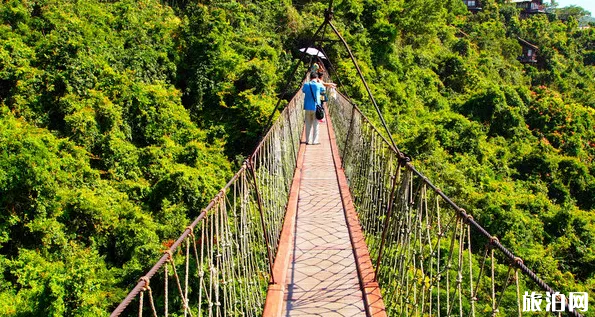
[555,5,591,22]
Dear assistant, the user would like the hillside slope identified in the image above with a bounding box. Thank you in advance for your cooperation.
[0,0,593,314]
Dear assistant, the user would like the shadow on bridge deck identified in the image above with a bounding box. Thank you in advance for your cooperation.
[263,110,386,316]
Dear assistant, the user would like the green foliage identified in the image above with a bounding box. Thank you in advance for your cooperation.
[322,0,595,308]
[0,0,231,315]
[555,5,591,22]
[177,1,289,155]
[1,0,595,314]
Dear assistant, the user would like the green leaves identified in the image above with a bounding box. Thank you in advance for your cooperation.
[324,0,595,300]
[178,1,285,154]
[7,245,120,316]
[0,1,232,315]
[1,0,594,313]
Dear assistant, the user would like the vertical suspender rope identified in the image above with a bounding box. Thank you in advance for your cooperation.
[326,20,402,157]
[285,108,297,164]
[261,20,328,134]
[374,164,401,278]
[342,105,357,167]
[246,159,276,284]
[318,45,355,102]
[262,58,305,132]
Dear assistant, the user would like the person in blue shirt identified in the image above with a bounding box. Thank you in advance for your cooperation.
[302,72,325,145]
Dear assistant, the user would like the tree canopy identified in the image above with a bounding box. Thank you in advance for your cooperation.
[0,0,594,315]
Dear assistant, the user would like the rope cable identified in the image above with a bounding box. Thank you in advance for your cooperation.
[111,9,585,317]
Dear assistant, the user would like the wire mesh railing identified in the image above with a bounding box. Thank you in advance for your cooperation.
[110,93,304,317]
[327,92,584,317]
[111,82,586,316]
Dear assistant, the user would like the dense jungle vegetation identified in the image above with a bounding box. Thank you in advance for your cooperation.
[0,0,594,315]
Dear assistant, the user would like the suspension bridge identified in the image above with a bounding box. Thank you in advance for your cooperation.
[109,87,585,317]
[109,11,585,317]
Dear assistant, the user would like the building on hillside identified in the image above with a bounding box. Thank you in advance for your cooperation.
[517,37,539,63]
[511,0,545,16]
[463,0,482,13]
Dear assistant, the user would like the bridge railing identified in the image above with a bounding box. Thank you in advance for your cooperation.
[328,92,583,317]
[110,93,304,316]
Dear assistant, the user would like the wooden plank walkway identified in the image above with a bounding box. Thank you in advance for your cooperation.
[281,120,366,316]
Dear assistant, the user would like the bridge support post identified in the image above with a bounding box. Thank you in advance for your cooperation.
[246,159,276,285]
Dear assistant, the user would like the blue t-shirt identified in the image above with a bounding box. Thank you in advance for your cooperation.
[302,80,325,111]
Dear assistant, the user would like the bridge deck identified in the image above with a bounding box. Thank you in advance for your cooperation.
[281,119,366,316]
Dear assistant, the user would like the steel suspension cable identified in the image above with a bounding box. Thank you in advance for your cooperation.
[326,90,584,317]
[111,87,305,316]
[262,19,328,135]
[326,20,401,156]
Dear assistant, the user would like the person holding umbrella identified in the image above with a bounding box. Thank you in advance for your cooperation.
[302,72,325,145]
